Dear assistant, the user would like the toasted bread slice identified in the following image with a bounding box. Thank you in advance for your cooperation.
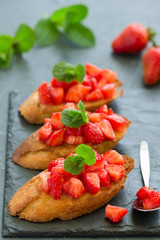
[13,117,131,170]
[8,155,135,222]
[19,79,123,124]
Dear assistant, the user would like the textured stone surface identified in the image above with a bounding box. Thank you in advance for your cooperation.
[2,90,160,237]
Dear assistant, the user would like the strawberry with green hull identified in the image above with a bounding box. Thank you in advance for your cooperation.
[13,102,131,170]
[8,145,135,222]
[19,62,123,124]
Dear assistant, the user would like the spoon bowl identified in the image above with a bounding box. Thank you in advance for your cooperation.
[132,199,160,212]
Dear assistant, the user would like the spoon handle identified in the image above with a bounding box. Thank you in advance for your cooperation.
[140,141,150,187]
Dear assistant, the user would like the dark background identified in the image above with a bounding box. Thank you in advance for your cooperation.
[0,0,160,239]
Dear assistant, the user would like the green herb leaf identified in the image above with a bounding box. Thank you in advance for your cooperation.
[0,49,14,69]
[50,4,88,27]
[52,62,85,83]
[35,18,60,46]
[64,155,85,175]
[76,144,96,166]
[78,101,88,123]
[65,23,95,48]
[0,35,14,69]
[15,24,35,52]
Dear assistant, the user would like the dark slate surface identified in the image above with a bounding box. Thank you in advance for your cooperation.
[2,89,160,238]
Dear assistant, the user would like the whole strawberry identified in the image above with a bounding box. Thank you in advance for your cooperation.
[112,23,149,54]
[142,47,160,85]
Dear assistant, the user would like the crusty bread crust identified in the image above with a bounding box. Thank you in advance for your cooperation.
[8,155,135,222]
[12,118,131,170]
[19,79,123,124]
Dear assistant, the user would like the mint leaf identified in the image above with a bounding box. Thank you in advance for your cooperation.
[61,109,85,128]
[64,155,85,175]
[35,19,59,46]
[65,23,95,47]
[78,101,88,123]
[15,24,35,52]
[0,49,13,69]
[52,62,85,83]
[76,144,96,166]
[0,35,14,53]
[50,4,88,26]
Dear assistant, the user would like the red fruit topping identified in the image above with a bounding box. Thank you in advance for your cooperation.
[136,187,154,200]
[104,150,124,165]
[44,118,51,124]
[85,89,104,101]
[96,104,108,114]
[63,178,85,198]
[105,204,127,222]
[38,122,52,142]
[51,164,73,180]
[48,174,63,199]
[89,113,107,123]
[82,75,97,90]
[96,119,115,140]
[40,172,51,193]
[83,172,100,194]
[86,155,105,172]
[48,158,65,172]
[98,169,111,188]
[106,111,127,132]
[65,126,82,136]
[101,84,116,99]
[61,102,75,110]
[50,112,64,130]
[45,129,65,146]
[38,81,53,104]
[49,86,64,105]
[51,78,77,90]
[105,164,125,182]
[65,84,91,103]
[82,123,105,144]
[64,135,86,145]
[97,69,117,85]
[142,47,160,86]
[143,192,160,210]
[85,63,101,78]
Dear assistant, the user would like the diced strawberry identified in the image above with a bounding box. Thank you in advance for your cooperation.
[65,126,82,136]
[82,123,105,144]
[106,112,127,132]
[82,75,97,90]
[48,174,63,199]
[105,204,127,222]
[85,89,103,102]
[61,102,75,110]
[82,172,100,194]
[38,81,53,104]
[136,187,154,200]
[45,129,65,146]
[64,135,86,145]
[50,112,64,130]
[101,84,116,99]
[89,113,107,123]
[105,164,125,182]
[63,178,85,198]
[96,119,115,140]
[85,63,101,78]
[97,69,117,85]
[86,155,105,172]
[104,150,124,165]
[51,164,73,180]
[143,192,160,210]
[51,78,77,91]
[65,84,91,103]
[44,118,51,124]
[49,86,64,105]
[38,122,52,142]
[48,158,65,172]
[97,169,111,188]
[40,172,51,193]
[96,104,108,114]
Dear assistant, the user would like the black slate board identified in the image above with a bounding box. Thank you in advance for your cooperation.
[2,90,160,238]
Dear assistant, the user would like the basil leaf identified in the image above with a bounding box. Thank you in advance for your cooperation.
[78,101,88,123]
[64,155,85,175]
[61,109,85,128]
[65,23,95,47]
[15,24,35,52]
[35,19,60,46]
[76,144,96,166]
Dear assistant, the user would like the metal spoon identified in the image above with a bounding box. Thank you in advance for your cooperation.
[132,141,159,212]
